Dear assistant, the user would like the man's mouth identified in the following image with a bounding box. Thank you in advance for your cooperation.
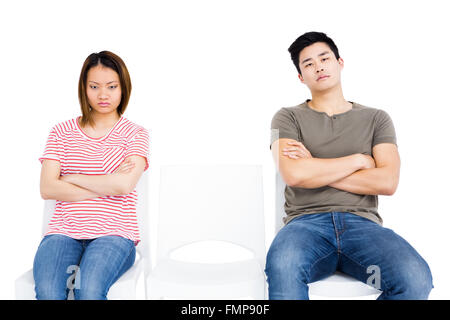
[317,75,329,81]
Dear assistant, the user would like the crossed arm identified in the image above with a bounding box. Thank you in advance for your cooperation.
[272,138,400,196]
[40,155,146,201]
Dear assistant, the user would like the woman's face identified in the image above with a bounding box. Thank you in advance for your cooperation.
[86,64,122,116]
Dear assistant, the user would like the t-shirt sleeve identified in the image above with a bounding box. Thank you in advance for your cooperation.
[270,108,301,149]
[124,128,150,171]
[39,126,61,164]
[372,109,397,147]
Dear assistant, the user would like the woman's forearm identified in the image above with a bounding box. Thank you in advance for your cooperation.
[61,173,132,196]
[41,179,101,202]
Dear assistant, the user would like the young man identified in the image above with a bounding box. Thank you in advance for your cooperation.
[265,31,433,300]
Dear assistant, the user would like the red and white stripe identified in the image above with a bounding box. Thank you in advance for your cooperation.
[39,116,149,245]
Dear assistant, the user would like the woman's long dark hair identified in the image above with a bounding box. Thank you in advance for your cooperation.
[78,51,132,127]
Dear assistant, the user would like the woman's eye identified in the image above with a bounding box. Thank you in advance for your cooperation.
[90,85,97,89]
[109,85,118,89]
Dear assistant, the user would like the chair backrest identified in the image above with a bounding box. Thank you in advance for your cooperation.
[156,165,266,267]
[42,200,56,236]
[41,171,150,272]
[275,172,286,233]
[134,171,151,275]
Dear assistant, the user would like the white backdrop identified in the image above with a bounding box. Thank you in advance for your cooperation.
[1,0,449,299]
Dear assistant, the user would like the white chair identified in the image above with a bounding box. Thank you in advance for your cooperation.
[275,172,382,300]
[146,165,266,300]
[15,171,150,300]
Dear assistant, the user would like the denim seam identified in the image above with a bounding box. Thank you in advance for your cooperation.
[338,213,346,236]
[331,213,341,254]
[308,250,338,283]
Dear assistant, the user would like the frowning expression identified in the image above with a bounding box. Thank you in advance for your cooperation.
[86,64,122,115]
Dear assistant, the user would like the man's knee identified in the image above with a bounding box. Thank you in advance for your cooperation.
[265,242,309,281]
[389,256,433,299]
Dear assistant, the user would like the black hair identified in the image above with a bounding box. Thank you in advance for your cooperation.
[288,32,340,75]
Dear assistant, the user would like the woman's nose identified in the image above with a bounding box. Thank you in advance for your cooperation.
[98,87,109,98]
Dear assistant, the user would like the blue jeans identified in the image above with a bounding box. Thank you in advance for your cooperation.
[33,234,136,300]
[265,212,433,300]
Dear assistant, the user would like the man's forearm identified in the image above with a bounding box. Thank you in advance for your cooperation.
[329,166,398,195]
[284,154,366,188]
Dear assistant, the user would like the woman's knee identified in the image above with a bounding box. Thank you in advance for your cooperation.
[74,283,108,300]
[35,280,68,300]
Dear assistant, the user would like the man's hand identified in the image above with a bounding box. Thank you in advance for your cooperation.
[359,154,376,170]
[282,141,312,159]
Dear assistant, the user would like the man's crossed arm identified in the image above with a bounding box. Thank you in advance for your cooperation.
[272,138,400,196]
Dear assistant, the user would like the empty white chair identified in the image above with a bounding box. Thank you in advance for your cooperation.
[15,171,150,300]
[146,165,266,300]
[275,172,382,300]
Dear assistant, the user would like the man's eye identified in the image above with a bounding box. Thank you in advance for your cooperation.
[322,57,329,61]
[305,63,312,67]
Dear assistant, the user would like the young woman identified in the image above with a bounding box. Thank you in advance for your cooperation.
[33,51,149,300]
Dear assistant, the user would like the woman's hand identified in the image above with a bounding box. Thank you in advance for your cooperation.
[282,141,313,159]
[114,158,136,174]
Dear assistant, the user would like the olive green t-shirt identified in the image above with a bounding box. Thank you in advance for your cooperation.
[271,100,397,226]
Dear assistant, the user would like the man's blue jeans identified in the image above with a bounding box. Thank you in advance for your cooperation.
[265,212,433,300]
[33,234,136,300]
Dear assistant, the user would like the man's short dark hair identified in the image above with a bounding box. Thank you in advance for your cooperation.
[288,31,340,75]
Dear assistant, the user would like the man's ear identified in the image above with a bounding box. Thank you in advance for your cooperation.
[338,57,344,69]
[298,73,305,83]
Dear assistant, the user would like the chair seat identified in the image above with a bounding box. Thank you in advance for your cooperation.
[15,270,35,300]
[107,258,143,300]
[308,271,381,299]
[147,258,266,299]
[15,258,143,300]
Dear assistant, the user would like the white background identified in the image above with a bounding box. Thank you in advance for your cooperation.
[1,0,449,299]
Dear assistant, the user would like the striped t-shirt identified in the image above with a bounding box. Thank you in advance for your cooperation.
[39,116,149,245]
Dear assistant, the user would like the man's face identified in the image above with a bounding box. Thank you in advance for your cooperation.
[297,42,344,92]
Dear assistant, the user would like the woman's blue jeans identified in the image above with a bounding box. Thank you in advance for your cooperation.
[265,212,433,300]
[33,234,136,300]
